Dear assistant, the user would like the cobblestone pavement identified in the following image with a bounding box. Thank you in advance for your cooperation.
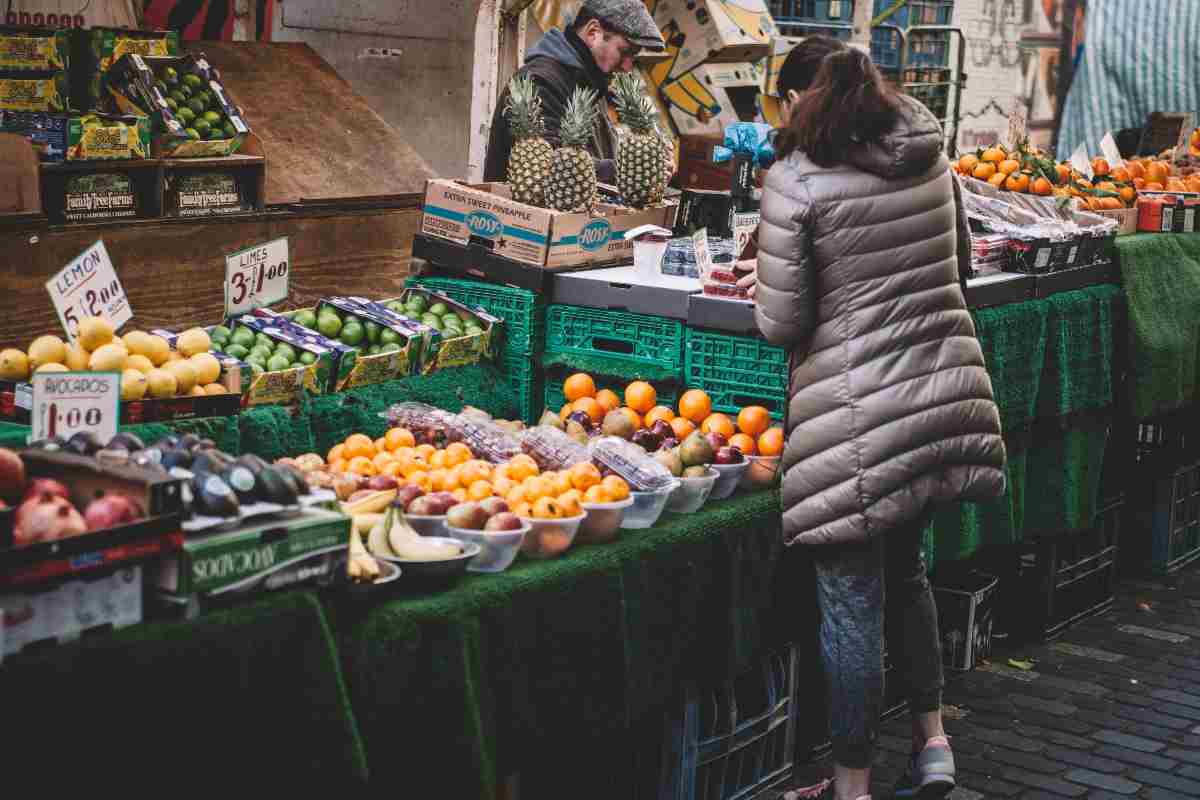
[786,564,1200,799]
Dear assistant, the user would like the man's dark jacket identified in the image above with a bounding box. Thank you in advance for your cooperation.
[483,28,616,184]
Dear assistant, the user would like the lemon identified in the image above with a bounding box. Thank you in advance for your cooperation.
[34,362,68,373]
[177,327,211,357]
[127,354,154,374]
[203,383,227,395]
[145,368,178,398]
[189,352,221,385]
[0,348,29,381]
[77,316,114,352]
[165,360,198,393]
[120,368,147,400]
[88,343,128,372]
[145,335,171,366]
[64,343,90,371]
[122,330,154,357]
[166,351,185,363]
[27,335,66,371]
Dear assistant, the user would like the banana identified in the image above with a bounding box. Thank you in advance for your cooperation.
[348,528,381,581]
[352,512,384,535]
[340,488,398,516]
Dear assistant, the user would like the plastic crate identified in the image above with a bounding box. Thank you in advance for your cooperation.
[770,0,852,22]
[906,82,950,120]
[1127,462,1200,575]
[907,29,951,67]
[660,646,798,800]
[871,26,902,69]
[543,365,679,418]
[406,275,545,356]
[500,351,544,425]
[1015,498,1121,640]
[684,328,788,420]
[907,0,955,25]
[544,304,685,376]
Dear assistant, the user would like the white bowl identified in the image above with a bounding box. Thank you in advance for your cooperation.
[709,460,750,500]
[408,514,447,537]
[667,469,719,513]
[577,497,635,544]
[738,455,782,490]
[623,480,680,529]
[447,524,530,573]
[518,513,587,559]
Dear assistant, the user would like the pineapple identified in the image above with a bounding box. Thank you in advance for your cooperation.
[612,72,667,209]
[545,86,599,213]
[504,74,554,207]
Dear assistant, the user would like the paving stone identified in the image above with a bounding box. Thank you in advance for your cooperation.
[1071,707,1120,727]
[986,746,1069,774]
[1129,767,1200,795]
[1111,703,1194,729]
[1152,688,1200,709]
[1109,690,1155,707]
[1013,709,1094,735]
[991,767,1087,797]
[1042,746,1126,774]
[1092,743,1179,771]
[1014,723,1096,751]
[1165,747,1200,765]
[954,724,1045,753]
[945,789,983,800]
[1180,764,1200,781]
[1114,624,1190,643]
[1050,641,1127,662]
[1062,768,1142,795]
[1091,730,1167,752]
[1145,787,1200,800]
[1120,722,1182,744]
[958,774,1023,797]
[1010,693,1078,717]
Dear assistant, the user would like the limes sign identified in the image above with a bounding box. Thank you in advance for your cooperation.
[45,240,132,343]
[30,371,120,446]
[225,236,289,317]
[692,227,714,278]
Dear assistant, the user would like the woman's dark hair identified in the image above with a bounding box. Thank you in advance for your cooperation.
[775,35,847,96]
[775,46,901,166]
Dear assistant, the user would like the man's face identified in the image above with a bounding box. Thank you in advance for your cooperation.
[580,20,637,74]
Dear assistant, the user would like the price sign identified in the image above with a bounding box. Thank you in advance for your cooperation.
[1175,112,1197,161]
[1099,131,1124,169]
[225,237,289,317]
[1070,142,1093,180]
[1005,98,1028,151]
[30,371,120,446]
[733,211,761,259]
[45,240,131,342]
[692,227,714,278]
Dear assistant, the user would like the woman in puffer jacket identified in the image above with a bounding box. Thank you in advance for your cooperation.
[757,42,1006,800]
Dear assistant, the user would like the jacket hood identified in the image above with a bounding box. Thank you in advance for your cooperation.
[526,28,585,71]
[845,95,944,180]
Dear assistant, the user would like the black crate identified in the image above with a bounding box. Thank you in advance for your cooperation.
[1125,461,1200,575]
[933,571,999,672]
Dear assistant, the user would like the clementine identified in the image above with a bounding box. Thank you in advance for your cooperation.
[678,389,713,424]
[601,475,631,501]
[1031,177,1053,196]
[669,416,697,439]
[1126,160,1146,180]
[347,455,377,476]
[988,172,1007,188]
[344,433,375,459]
[624,380,658,414]
[729,433,758,456]
[532,496,565,519]
[557,489,584,517]
[572,396,604,423]
[584,484,613,504]
[1092,157,1110,176]
[1054,163,1072,184]
[958,154,979,174]
[700,413,736,438]
[1005,172,1030,192]
[327,443,346,464]
[737,405,772,436]
[374,437,388,456]
[468,480,494,501]
[973,162,997,181]
[998,158,1020,176]
[563,372,597,402]
[595,388,621,413]
[569,461,603,492]
[757,427,785,457]
[444,441,473,466]
[619,407,643,430]
[549,470,573,496]
[508,454,540,481]
[980,146,1005,163]
[644,405,676,427]
[385,427,415,451]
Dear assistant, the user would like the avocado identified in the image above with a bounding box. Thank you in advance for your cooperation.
[160,448,194,471]
[67,431,103,457]
[236,453,270,474]
[275,463,310,497]
[222,464,258,504]
[106,432,146,452]
[193,473,240,518]
[179,433,201,450]
[256,466,299,506]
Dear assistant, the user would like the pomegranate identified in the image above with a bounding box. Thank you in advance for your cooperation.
[23,477,69,503]
[14,495,86,546]
[83,494,143,532]
[0,447,24,502]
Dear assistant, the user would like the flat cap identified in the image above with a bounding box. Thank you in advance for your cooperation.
[579,0,666,50]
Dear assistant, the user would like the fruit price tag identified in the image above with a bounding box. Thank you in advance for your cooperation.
[1005,98,1028,151]
[45,240,131,343]
[1099,132,1124,168]
[29,371,120,446]
[1175,112,1196,161]
[1070,143,1093,180]
[225,237,289,317]
[692,227,714,278]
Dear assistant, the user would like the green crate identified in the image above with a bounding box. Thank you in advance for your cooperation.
[684,328,788,419]
[543,364,680,418]
[500,351,544,425]
[544,305,684,378]
[406,275,545,355]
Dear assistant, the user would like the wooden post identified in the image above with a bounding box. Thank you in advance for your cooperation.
[467,0,529,182]
[851,0,874,47]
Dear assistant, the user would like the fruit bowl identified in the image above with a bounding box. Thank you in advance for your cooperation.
[738,455,782,491]
[407,514,447,537]
[375,537,481,578]
[622,481,679,529]
[448,523,530,573]
[577,497,635,545]
[666,469,718,514]
[519,514,586,559]
[709,460,750,500]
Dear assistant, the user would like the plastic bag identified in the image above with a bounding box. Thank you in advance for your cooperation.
[588,436,676,492]
[712,122,775,168]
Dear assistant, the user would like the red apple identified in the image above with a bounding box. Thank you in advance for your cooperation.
[84,494,143,531]
[704,432,728,452]
[23,477,68,503]
[366,475,399,492]
[0,448,25,503]
[484,512,524,532]
[478,496,509,517]
[714,446,744,465]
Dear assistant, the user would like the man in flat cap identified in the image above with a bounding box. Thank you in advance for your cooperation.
[483,0,665,187]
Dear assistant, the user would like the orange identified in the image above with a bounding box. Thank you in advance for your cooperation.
[1110,166,1131,183]
[512,500,533,518]
[1168,178,1188,192]
[549,470,573,496]
[584,485,612,504]
[385,427,415,451]
[415,443,437,460]
[594,388,621,413]
[988,172,1007,188]
[1119,186,1137,205]
[644,405,676,427]
[957,154,979,174]
[757,427,785,457]
[452,488,468,503]
[678,389,713,424]
[523,475,553,501]
[1092,157,1110,176]
[446,465,463,490]
[701,413,736,438]
[624,381,658,414]
[372,451,395,472]
[1100,196,1123,210]
[1031,177,1053,196]
[1147,161,1169,185]
[382,461,404,479]
[348,455,377,476]
[669,417,697,439]
[1004,172,1030,192]
[532,496,565,519]
[729,433,757,455]
[374,437,388,455]
[468,480,494,501]
[429,449,449,470]
[506,485,529,508]
[492,463,512,482]
[559,403,573,422]
[429,468,455,493]
[737,406,771,437]
[557,489,583,517]
[569,462,603,491]
[508,454,540,482]
[563,372,597,402]
[344,433,376,460]
[998,158,1020,176]
[619,407,643,430]
[445,441,473,466]
[393,446,415,463]
[972,162,997,181]
[572,396,604,423]
[1134,177,1147,190]
[1086,196,1104,212]
[492,476,515,497]
[1095,181,1117,193]
[1145,181,1164,191]
[980,146,1005,163]
[1187,177,1200,193]
[601,475,630,501]
[1126,160,1146,180]
[329,458,349,475]
[327,443,346,464]
[1054,163,1072,184]
[460,460,492,486]
[407,470,432,493]
[401,460,428,479]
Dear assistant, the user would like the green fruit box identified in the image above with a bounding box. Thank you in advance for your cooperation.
[105,51,250,158]
[66,111,151,160]
[309,297,434,389]
[81,26,179,111]
[0,26,70,72]
[0,69,67,111]
[386,288,501,374]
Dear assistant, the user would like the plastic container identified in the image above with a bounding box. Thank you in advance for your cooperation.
[710,460,750,500]
[623,481,680,529]
[449,414,522,463]
[667,469,719,513]
[448,524,529,573]
[739,455,782,490]
[519,514,586,559]
[577,497,636,544]
[407,515,447,537]
[589,436,677,492]
[520,425,590,472]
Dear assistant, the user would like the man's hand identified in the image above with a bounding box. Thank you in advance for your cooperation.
[735,258,757,299]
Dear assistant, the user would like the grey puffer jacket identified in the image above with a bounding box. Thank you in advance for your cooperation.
[755,96,1006,547]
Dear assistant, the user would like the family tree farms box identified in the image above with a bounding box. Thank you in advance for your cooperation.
[421,180,677,270]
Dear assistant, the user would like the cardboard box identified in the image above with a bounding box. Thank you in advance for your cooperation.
[389,289,500,374]
[0,25,70,72]
[0,108,67,160]
[219,313,358,404]
[78,26,179,111]
[1094,206,1138,236]
[677,134,733,191]
[66,111,150,160]
[550,265,700,320]
[310,297,434,387]
[933,571,998,672]
[1137,191,1200,233]
[659,61,761,138]
[650,0,775,78]
[0,69,67,111]
[155,507,348,604]
[420,179,677,271]
[1,565,142,658]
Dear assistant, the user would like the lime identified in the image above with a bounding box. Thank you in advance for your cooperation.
[428,302,449,316]
[248,362,264,376]
[232,327,255,347]
[340,321,365,347]
[379,328,401,346]
[155,80,168,94]
[176,106,195,124]
[293,309,317,329]
[202,110,222,125]
[210,324,231,341]
[380,342,401,354]
[177,83,193,99]
[425,318,443,332]
[188,97,207,116]
[298,351,317,366]
[184,127,200,140]
[207,127,224,140]
[224,343,249,360]
[162,67,179,85]
[274,343,297,363]
[223,121,238,139]
[364,321,381,344]
[193,118,211,136]
[254,333,274,350]
[170,89,187,105]
[407,295,428,314]
[165,97,178,113]
[385,301,404,314]
[183,73,204,89]
[366,344,381,356]
[245,354,267,371]
[317,314,342,338]
[249,345,273,362]
[267,354,292,372]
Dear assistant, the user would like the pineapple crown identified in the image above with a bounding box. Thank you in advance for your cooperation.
[504,74,546,140]
[559,86,599,150]
[612,72,657,135]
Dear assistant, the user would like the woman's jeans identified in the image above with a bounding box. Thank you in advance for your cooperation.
[812,515,944,769]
